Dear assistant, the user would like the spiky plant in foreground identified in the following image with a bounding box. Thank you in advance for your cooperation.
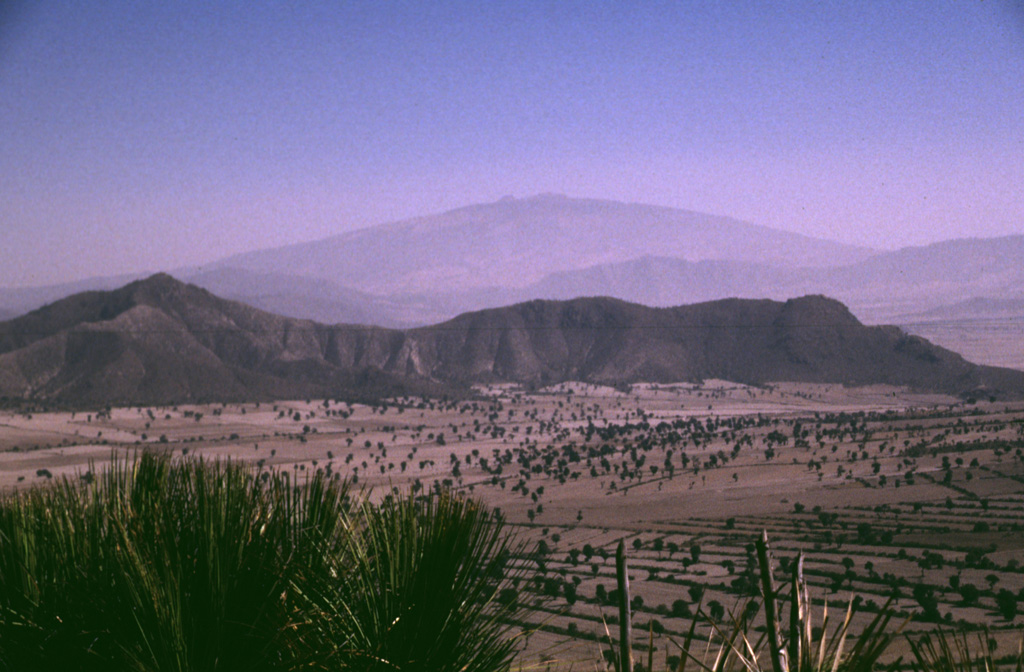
[0,453,526,672]
[908,628,1024,672]
[297,489,531,672]
[649,532,1021,672]
[663,531,903,672]
[0,454,344,671]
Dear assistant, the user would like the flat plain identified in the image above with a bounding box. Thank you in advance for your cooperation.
[2,381,1023,667]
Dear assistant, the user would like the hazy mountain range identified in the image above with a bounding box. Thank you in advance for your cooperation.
[214,193,875,293]
[2,194,1021,368]
[1,274,1021,406]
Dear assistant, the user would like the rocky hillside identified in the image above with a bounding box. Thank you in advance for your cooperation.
[0,275,433,405]
[405,295,1024,395]
[1,275,1021,406]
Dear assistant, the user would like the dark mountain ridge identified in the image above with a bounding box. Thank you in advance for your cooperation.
[1,275,1021,406]
[408,294,1021,394]
[0,275,426,405]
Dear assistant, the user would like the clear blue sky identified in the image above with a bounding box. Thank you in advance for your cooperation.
[1,1,1022,287]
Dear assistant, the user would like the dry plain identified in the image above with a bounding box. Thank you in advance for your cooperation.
[2,381,1023,668]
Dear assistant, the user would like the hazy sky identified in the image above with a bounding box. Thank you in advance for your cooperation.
[1,1,1022,288]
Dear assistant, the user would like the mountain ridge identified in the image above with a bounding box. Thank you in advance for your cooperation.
[1,275,1021,406]
[0,195,1020,371]
[213,194,877,294]
[0,196,1018,330]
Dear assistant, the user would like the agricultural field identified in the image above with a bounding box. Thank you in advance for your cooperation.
[2,381,1024,668]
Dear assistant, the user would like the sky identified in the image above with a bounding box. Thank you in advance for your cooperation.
[1,0,1022,288]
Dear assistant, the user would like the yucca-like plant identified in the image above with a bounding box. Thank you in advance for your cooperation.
[907,628,1024,672]
[0,453,352,671]
[106,456,345,672]
[668,531,903,672]
[0,473,118,670]
[300,490,530,672]
[0,453,527,672]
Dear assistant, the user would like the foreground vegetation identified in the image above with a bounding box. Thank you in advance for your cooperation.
[0,439,1022,671]
[0,453,526,671]
[601,531,1020,672]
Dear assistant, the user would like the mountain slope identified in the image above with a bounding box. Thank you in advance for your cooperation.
[401,295,1022,396]
[186,232,1024,332]
[0,273,147,321]
[214,194,875,295]
[183,267,416,327]
[910,297,1024,322]
[489,236,1024,320]
[823,236,1024,317]
[1,275,1022,405]
[3,200,1018,339]
[520,256,807,306]
[0,275,436,405]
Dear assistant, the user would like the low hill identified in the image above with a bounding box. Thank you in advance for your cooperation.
[0,275,1021,405]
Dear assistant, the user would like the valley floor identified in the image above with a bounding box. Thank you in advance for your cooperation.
[2,381,1023,667]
